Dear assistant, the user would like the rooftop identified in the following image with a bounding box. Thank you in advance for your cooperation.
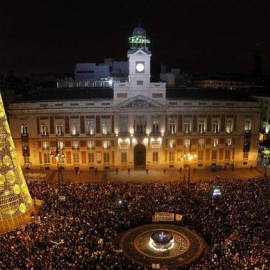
[10,87,257,103]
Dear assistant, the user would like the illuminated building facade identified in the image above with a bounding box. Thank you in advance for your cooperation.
[7,26,261,171]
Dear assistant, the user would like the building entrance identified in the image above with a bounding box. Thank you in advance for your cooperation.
[134,144,146,170]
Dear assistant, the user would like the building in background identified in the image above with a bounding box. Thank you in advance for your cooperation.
[7,26,261,172]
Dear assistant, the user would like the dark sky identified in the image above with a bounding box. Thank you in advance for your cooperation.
[1,0,270,76]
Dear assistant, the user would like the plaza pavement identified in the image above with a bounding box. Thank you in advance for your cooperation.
[25,165,268,184]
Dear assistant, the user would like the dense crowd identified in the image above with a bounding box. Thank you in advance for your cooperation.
[0,177,270,269]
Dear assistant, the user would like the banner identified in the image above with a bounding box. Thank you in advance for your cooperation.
[152,212,174,222]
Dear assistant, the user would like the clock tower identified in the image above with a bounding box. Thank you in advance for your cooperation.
[128,26,151,89]
[114,25,166,101]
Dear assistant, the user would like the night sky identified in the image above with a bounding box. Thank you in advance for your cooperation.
[1,0,270,76]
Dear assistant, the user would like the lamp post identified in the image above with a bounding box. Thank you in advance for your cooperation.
[50,139,65,191]
[181,152,197,189]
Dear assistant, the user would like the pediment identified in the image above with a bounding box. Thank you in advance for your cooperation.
[133,49,149,57]
[115,95,165,109]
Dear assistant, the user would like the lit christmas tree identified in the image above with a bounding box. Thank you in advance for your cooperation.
[0,93,33,231]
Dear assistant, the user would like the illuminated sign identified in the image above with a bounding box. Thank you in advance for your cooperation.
[129,36,150,44]
[212,187,222,196]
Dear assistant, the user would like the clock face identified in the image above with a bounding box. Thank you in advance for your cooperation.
[136,63,145,72]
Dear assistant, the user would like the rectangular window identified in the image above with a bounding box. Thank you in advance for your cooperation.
[21,123,28,136]
[226,138,232,146]
[137,80,143,85]
[41,124,48,136]
[213,138,219,147]
[226,120,233,134]
[152,121,159,133]
[56,123,64,136]
[198,138,205,147]
[44,153,50,164]
[87,141,95,149]
[119,117,128,134]
[43,141,49,150]
[104,153,110,163]
[73,153,79,163]
[198,150,203,161]
[169,122,176,134]
[184,139,190,148]
[71,121,80,136]
[121,152,127,163]
[89,152,94,163]
[169,152,175,162]
[244,120,251,131]
[184,121,191,134]
[169,140,176,148]
[212,150,217,160]
[86,120,95,135]
[72,141,79,149]
[101,119,111,135]
[153,152,158,162]
[212,121,219,133]
[103,140,110,149]
[198,122,205,133]
[225,149,230,160]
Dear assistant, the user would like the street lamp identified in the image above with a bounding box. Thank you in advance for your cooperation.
[50,139,65,190]
[181,152,197,189]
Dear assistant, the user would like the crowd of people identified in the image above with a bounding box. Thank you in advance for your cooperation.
[0,176,269,269]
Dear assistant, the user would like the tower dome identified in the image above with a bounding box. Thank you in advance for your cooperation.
[132,26,146,37]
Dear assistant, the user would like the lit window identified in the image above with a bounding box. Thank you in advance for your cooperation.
[21,123,28,136]
[88,152,94,163]
[184,121,191,134]
[104,153,110,163]
[102,119,111,135]
[169,152,175,162]
[153,152,158,162]
[121,152,127,163]
[86,120,95,135]
[198,122,205,134]
[184,139,190,148]
[169,140,176,148]
[87,141,95,149]
[44,153,50,164]
[213,139,218,147]
[198,150,203,161]
[56,123,64,136]
[72,141,79,149]
[212,150,217,160]
[43,141,49,150]
[212,121,219,133]
[152,121,159,133]
[169,121,176,134]
[71,121,79,136]
[244,119,251,131]
[226,138,232,146]
[199,138,205,147]
[73,153,79,163]
[41,124,48,136]
[103,140,110,149]
[119,117,128,134]
[226,120,233,134]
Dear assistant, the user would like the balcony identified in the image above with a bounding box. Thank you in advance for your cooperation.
[21,133,29,138]
[41,132,49,136]
[56,132,64,136]
[71,132,80,136]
